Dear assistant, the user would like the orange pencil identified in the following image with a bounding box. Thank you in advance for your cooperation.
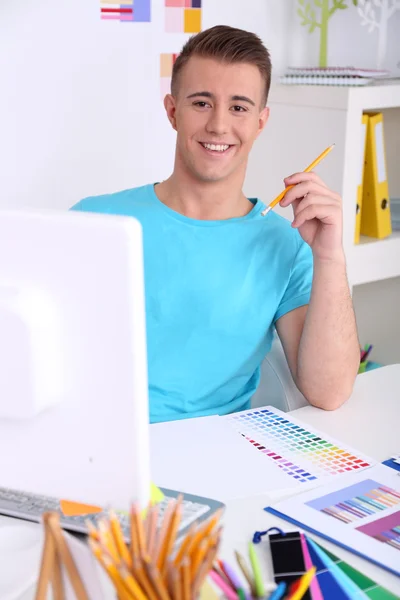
[173,522,197,567]
[155,500,175,570]
[146,504,160,559]
[260,143,335,216]
[109,510,132,568]
[181,558,191,600]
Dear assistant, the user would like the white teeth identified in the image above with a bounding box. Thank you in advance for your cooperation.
[202,143,230,152]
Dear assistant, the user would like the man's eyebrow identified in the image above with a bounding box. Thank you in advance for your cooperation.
[231,95,256,106]
[186,91,256,106]
[186,91,213,99]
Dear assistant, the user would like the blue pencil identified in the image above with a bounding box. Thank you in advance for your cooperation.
[268,581,287,600]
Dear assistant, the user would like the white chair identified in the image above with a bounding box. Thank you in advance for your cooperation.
[251,333,308,412]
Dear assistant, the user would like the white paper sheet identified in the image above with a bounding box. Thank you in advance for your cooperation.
[150,415,295,501]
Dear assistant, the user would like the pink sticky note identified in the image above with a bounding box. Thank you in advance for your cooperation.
[165,7,183,32]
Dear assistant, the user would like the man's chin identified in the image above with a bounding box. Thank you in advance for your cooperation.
[193,168,232,184]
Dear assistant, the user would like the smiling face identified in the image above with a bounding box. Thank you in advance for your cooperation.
[164,56,269,185]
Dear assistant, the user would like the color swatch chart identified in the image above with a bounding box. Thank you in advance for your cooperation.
[165,0,201,33]
[357,510,400,551]
[269,531,399,599]
[226,407,374,486]
[307,479,400,524]
[100,0,151,22]
[305,537,398,599]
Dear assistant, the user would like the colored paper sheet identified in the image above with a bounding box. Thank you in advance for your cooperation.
[60,500,102,517]
[225,406,374,488]
[60,483,163,517]
[265,464,400,577]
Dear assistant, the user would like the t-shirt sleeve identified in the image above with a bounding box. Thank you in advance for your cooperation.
[69,197,96,211]
[273,236,313,323]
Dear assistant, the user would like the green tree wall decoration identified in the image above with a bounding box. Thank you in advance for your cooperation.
[297,0,351,67]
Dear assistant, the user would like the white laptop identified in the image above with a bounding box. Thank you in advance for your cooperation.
[0,208,223,538]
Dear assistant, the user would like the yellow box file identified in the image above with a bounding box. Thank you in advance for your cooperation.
[355,114,368,244]
[360,111,392,239]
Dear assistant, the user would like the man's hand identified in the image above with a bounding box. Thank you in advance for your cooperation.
[280,171,343,262]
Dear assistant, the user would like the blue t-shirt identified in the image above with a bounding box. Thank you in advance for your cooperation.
[71,184,313,423]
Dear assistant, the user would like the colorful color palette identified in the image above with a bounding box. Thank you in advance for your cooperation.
[160,53,179,100]
[269,531,399,599]
[306,538,399,599]
[165,0,201,33]
[226,407,373,486]
[100,0,151,22]
[357,510,400,551]
[307,479,400,524]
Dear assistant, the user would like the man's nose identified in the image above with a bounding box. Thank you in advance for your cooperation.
[205,106,229,137]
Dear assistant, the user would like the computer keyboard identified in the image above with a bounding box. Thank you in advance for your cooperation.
[0,486,224,540]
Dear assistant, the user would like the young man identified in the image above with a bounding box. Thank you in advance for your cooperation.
[71,25,360,423]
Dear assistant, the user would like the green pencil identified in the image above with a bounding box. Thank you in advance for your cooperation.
[248,542,265,598]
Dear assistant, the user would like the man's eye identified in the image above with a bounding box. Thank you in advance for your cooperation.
[194,101,209,108]
[231,105,246,112]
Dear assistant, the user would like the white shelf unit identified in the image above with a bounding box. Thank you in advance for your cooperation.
[244,82,400,364]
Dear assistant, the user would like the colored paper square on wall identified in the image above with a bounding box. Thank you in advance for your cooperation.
[100,0,150,22]
[160,53,174,78]
[165,7,184,32]
[160,53,179,100]
[100,3,133,20]
[133,0,151,21]
[184,8,201,33]
[165,0,185,6]
[191,0,201,6]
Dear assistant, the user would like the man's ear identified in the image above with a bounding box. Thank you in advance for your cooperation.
[256,106,270,138]
[164,94,178,131]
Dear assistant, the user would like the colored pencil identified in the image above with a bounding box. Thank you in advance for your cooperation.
[287,567,316,600]
[261,144,335,216]
[248,542,265,597]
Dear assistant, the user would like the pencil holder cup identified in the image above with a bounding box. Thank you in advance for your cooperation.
[88,495,223,600]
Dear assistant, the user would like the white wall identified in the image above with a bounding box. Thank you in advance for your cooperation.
[287,2,400,75]
[1,0,399,213]
[0,0,292,211]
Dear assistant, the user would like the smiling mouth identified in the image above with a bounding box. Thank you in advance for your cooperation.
[200,142,232,153]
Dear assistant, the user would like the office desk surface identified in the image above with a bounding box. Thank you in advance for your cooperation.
[219,364,400,597]
[2,364,400,599]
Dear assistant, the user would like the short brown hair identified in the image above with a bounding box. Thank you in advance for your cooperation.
[171,25,272,106]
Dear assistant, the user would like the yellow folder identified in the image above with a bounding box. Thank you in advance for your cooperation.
[355,114,368,244]
[360,111,392,239]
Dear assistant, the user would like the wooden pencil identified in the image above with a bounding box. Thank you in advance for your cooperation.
[173,522,197,567]
[235,549,257,596]
[98,519,120,564]
[155,500,175,570]
[109,509,132,568]
[167,561,182,600]
[131,503,146,556]
[47,514,90,600]
[35,518,56,600]
[133,556,159,600]
[119,564,148,600]
[143,558,172,600]
[191,539,220,597]
[159,495,183,576]
[146,503,160,559]
[181,558,191,600]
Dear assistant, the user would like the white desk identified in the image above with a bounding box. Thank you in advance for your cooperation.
[219,364,400,597]
[2,364,400,599]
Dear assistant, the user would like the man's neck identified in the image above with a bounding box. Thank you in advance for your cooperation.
[154,171,253,221]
